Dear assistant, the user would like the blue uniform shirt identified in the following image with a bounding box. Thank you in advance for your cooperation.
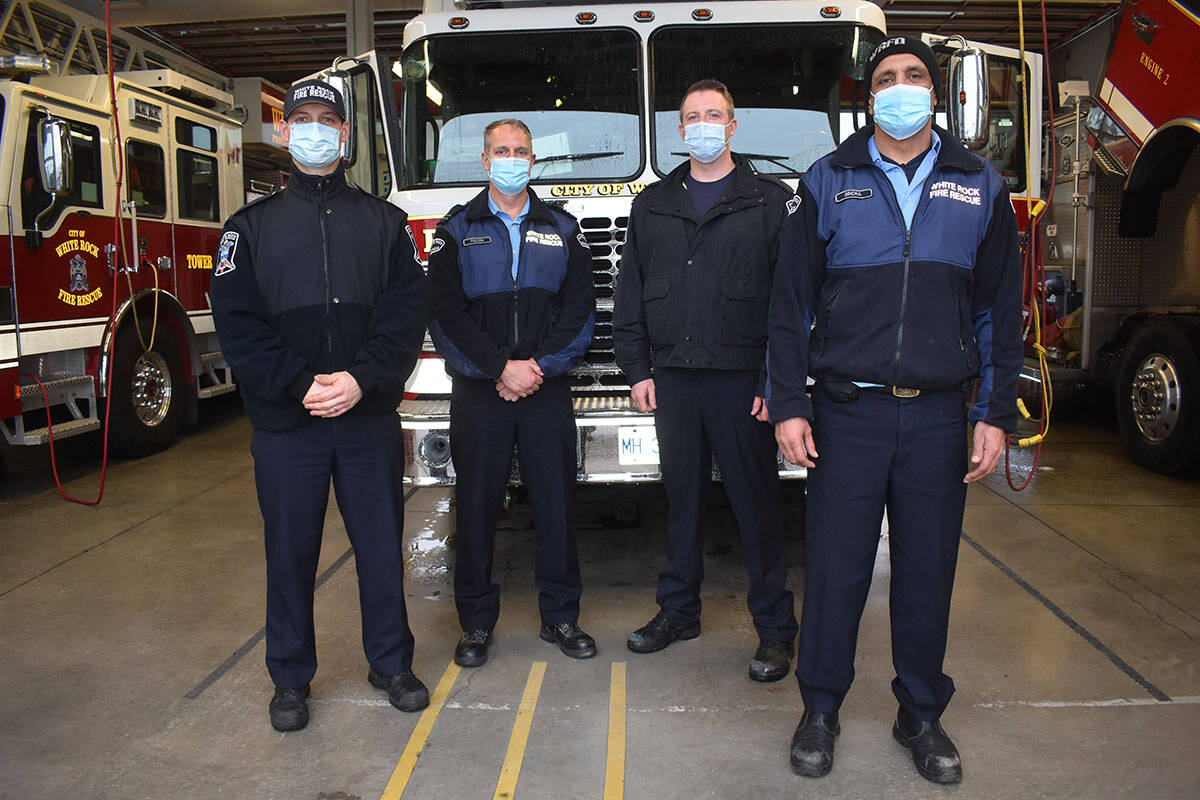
[487,192,531,280]
[868,132,942,230]
[853,132,942,388]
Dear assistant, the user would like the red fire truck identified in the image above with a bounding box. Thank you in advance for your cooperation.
[0,63,245,456]
[1041,0,1200,474]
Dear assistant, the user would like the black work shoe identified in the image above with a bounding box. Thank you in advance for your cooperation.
[367,668,430,712]
[539,621,598,659]
[454,629,493,667]
[749,639,793,682]
[790,710,840,778]
[892,707,963,784]
[626,613,701,654]
[269,684,310,732]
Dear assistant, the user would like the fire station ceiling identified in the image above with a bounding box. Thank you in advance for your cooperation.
[64,0,1120,87]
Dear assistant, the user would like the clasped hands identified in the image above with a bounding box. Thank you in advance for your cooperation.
[303,371,362,418]
[496,358,543,402]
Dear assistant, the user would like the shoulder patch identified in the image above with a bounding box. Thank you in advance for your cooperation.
[214,231,239,276]
[576,232,590,250]
[786,195,802,215]
[404,225,422,265]
[429,237,446,255]
[834,188,873,203]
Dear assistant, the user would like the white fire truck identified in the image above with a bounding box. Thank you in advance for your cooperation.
[318,0,1044,485]
[1040,0,1200,475]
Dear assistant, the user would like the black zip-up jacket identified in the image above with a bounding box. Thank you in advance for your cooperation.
[210,164,427,431]
[612,155,793,389]
[427,187,595,380]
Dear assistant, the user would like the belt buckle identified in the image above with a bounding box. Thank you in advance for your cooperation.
[892,386,920,398]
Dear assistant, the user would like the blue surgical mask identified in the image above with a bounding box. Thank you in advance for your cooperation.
[683,121,730,164]
[871,84,934,141]
[288,121,342,169]
[488,157,531,195]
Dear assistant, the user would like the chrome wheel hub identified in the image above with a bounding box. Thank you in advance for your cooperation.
[131,350,172,426]
[1129,353,1180,442]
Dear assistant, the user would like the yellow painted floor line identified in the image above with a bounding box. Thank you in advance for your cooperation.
[493,661,548,800]
[379,661,462,800]
[604,662,627,800]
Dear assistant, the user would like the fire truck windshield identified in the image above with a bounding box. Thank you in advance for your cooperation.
[399,28,642,188]
[651,23,881,177]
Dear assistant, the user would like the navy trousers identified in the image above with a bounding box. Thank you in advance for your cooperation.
[796,387,968,722]
[449,374,582,631]
[252,412,414,690]
[652,368,798,642]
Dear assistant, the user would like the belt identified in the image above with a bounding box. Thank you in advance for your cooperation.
[858,384,921,398]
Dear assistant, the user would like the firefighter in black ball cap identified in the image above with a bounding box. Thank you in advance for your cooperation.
[211,78,429,732]
[769,36,1021,783]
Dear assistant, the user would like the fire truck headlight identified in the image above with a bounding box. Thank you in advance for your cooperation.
[418,432,452,468]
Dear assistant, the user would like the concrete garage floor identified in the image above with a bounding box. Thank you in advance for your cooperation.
[1,392,1198,799]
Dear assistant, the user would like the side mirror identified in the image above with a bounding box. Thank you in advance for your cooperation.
[947,43,990,150]
[37,117,72,196]
[326,70,356,165]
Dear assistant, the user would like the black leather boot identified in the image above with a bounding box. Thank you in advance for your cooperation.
[892,707,962,784]
[790,710,840,778]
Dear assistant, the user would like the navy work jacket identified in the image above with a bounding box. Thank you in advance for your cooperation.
[210,164,427,431]
[768,126,1022,431]
[427,187,595,380]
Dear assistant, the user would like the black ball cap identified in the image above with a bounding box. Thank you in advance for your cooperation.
[865,35,941,99]
[283,79,346,121]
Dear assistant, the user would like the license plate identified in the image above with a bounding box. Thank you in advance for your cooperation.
[618,425,660,465]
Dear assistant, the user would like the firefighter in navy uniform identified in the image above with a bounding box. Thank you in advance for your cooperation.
[427,119,597,667]
[612,80,799,681]
[210,80,429,732]
[769,37,1021,783]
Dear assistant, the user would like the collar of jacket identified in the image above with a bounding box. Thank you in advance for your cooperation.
[649,153,767,217]
[830,125,982,173]
[465,186,559,225]
[287,161,349,201]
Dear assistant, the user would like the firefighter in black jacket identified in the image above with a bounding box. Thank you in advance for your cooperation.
[210,80,429,732]
[612,80,799,682]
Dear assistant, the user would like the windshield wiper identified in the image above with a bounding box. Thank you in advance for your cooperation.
[536,150,624,164]
[669,151,800,176]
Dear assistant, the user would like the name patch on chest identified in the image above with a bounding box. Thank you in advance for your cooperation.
[834,188,873,203]
[525,230,563,247]
[928,181,982,206]
[462,236,492,246]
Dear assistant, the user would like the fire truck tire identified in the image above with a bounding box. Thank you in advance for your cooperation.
[1115,318,1200,475]
[106,323,185,458]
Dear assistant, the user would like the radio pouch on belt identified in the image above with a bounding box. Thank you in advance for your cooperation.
[818,380,859,403]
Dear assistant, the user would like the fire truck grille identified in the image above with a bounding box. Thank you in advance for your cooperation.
[571,215,631,391]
